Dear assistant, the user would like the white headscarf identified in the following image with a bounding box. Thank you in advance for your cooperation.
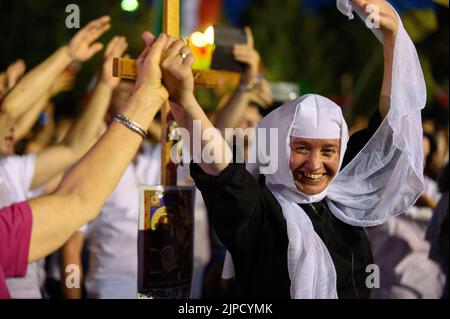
[222,1,426,299]
[262,94,349,205]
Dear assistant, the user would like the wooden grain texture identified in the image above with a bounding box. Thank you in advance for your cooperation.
[112,57,240,88]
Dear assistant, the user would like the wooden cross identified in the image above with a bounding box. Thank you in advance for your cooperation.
[113,0,239,186]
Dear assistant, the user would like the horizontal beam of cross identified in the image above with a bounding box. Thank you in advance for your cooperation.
[112,57,240,88]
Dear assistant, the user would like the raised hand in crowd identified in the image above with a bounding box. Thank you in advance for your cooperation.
[29,35,128,189]
[67,16,111,62]
[0,16,110,140]
[214,27,271,134]
[233,27,261,89]
[100,36,128,89]
[353,0,398,41]
[5,59,26,91]
[0,59,26,99]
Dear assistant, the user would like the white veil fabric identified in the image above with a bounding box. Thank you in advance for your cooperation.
[222,1,426,299]
[330,0,426,227]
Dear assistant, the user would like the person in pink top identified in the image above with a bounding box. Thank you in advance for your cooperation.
[0,202,32,299]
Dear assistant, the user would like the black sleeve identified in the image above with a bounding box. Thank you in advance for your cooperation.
[190,161,284,255]
[342,111,382,169]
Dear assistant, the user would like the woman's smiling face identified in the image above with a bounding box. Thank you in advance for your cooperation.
[289,137,341,195]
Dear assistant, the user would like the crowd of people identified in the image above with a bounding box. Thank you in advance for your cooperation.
[0,0,448,299]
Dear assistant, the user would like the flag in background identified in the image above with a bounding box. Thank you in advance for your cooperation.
[181,0,200,36]
[153,0,226,36]
[181,0,250,35]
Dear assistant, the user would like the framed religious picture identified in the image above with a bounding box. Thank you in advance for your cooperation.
[138,185,195,299]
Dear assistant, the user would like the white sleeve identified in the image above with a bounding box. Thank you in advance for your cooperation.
[0,154,36,194]
[78,224,88,233]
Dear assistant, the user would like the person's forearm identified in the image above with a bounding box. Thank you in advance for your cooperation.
[214,89,252,134]
[61,268,83,299]
[63,81,113,155]
[0,72,7,95]
[27,91,162,262]
[60,232,84,299]
[0,112,14,141]
[14,91,51,142]
[60,91,160,212]
[26,104,56,154]
[30,80,113,189]
[178,95,232,176]
[1,47,72,119]
[30,81,112,189]
[379,37,395,119]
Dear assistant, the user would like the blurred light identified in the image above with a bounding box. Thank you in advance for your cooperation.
[121,0,139,12]
[204,26,215,45]
[190,27,216,70]
[190,31,207,47]
[433,0,449,7]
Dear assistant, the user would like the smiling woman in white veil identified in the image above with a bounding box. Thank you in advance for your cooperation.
[161,0,426,298]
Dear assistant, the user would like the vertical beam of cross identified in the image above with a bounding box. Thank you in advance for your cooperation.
[161,0,179,186]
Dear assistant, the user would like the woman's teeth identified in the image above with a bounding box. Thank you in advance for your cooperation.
[303,172,324,180]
